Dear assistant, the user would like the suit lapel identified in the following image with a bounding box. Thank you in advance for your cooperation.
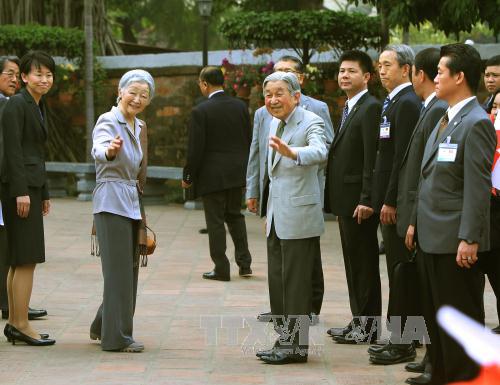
[422,99,476,170]
[382,86,412,118]
[333,93,369,148]
[21,89,46,137]
[400,96,437,166]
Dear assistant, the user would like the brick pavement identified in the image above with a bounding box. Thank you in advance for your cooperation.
[0,199,496,385]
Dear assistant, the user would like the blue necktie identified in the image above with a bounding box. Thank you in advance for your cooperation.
[382,96,390,114]
[340,100,349,130]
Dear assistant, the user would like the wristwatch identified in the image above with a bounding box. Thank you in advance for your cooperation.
[463,239,475,245]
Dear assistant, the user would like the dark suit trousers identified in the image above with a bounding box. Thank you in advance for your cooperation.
[478,196,500,323]
[267,222,316,349]
[417,248,483,385]
[202,187,251,278]
[338,215,381,328]
[381,223,418,338]
[311,242,324,315]
[0,225,8,310]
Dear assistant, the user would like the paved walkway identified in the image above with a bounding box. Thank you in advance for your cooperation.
[0,199,496,385]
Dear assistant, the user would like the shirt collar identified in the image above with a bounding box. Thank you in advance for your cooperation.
[388,82,412,100]
[447,96,476,122]
[0,92,7,100]
[347,89,368,112]
[208,90,224,99]
[423,92,436,108]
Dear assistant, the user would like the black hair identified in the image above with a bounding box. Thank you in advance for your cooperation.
[440,43,482,93]
[19,51,55,76]
[276,55,304,73]
[339,50,374,74]
[199,66,224,86]
[414,48,440,81]
[485,55,500,68]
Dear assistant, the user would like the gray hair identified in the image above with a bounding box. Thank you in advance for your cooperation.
[0,56,20,71]
[117,69,155,104]
[263,71,301,97]
[383,44,415,67]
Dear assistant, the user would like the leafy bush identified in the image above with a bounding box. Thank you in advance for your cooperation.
[220,10,381,64]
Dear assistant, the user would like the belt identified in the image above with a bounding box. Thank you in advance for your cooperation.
[96,177,137,186]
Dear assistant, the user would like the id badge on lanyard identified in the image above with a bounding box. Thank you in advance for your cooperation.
[437,136,457,162]
[379,116,390,139]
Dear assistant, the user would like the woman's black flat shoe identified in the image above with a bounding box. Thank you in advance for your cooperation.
[10,326,55,346]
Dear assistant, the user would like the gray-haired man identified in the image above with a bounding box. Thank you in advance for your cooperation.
[255,72,327,364]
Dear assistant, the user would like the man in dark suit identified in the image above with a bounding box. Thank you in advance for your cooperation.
[246,56,333,323]
[0,56,47,321]
[483,55,500,112]
[414,43,496,385]
[182,66,252,281]
[396,48,447,385]
[324,50,382,344]
[368,44,421,364]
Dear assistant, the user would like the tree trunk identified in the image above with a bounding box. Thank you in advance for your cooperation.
[378,1,390,50]
[402,25,410,44]
[84,0,94,162]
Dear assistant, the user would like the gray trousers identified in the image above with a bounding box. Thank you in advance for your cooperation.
[90,212,139,351]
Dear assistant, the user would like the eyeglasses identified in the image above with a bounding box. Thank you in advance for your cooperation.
[1,71,20,80]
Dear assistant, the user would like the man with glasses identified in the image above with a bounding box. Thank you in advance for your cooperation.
[0,56,48,321]
[246,55,333,324]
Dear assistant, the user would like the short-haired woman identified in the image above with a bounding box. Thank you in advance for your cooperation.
[89,69,154,352]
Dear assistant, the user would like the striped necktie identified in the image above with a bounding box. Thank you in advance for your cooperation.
[382,96,390,114]
[437,112,449,138]
[339,100,349,130]
[272,120,286,163]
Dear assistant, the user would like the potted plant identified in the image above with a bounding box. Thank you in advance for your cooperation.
[221,59,260,99]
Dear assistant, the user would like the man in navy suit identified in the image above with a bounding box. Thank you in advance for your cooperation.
[368,44,421,365]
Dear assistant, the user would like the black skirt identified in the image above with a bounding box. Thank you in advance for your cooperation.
[1,186,45,266]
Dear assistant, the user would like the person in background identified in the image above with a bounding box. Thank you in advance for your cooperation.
[89,69,154,352]
[1,51,55,346]
[483,55,500,112]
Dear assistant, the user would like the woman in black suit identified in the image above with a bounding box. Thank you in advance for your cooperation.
[1,51,55,346]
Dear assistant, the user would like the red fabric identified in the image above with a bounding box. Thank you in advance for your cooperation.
[448,365,500,384]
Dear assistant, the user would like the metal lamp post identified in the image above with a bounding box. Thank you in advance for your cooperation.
[196,0,213,66]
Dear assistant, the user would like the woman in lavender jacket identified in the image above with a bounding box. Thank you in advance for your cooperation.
[89,69,154,352]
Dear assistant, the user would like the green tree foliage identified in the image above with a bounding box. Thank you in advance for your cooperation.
[0,24,84,58]
[219,10,381,64]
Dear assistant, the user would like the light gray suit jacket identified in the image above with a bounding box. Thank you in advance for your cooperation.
[246,94,333,216]
[416,99,496,254]
[265,107,328,239]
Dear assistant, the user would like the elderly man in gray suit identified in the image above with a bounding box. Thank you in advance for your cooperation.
[255,72,327,365]
[246,55,333,323]
[415,43,496,384]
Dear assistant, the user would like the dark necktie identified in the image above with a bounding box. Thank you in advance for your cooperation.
[339,100,349,130]
[382,96,390,114]
[437,112,449,138]
[272,120,286,163]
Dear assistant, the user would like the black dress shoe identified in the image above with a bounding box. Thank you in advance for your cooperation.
[257,311,272,322]
[2,307,48,320]
[492,325,500,334]
[259,348,308,365]
[198,228,208,234]
[333,326,377,344]
[369,344,416,365]
[4,324,49,342]
[327,323,352,337]
[202,271,230,281]
[405,373,431,385]
[405,360,426,373]
[239,267,252,277]
[9,326,55,346]
[28,307,48,320]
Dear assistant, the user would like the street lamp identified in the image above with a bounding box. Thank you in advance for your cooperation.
[197,0,213,66]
